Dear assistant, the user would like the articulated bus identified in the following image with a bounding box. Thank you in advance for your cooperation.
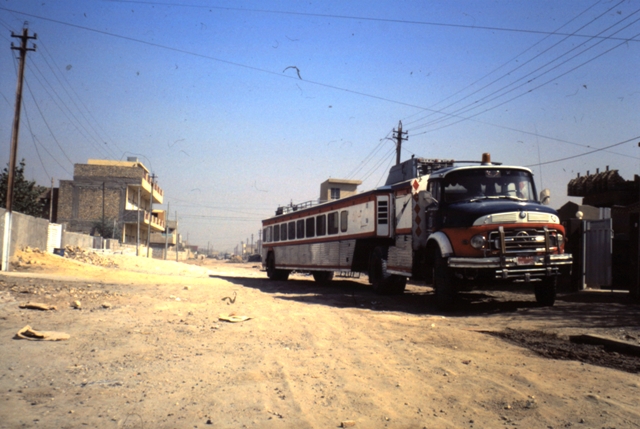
[261,154,572,308]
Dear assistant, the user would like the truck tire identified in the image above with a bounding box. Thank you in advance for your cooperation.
[369,247,407,295]
[312,271,334,283]
[534,276,557,306]
[266,253,290,281]
[433,248,457,310]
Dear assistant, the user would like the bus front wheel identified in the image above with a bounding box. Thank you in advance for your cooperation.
[266,253,290,281]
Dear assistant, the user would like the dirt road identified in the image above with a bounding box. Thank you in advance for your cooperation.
[0,251,639,428]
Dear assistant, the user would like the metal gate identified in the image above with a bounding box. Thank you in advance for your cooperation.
[584,218,612,288]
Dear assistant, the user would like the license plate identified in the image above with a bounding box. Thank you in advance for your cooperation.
[516,256,535,266]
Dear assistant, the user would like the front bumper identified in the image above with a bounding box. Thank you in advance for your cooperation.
[448,253,573,280]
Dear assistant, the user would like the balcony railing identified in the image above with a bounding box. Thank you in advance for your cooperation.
[144,211,165,230]
[142,173,164,197]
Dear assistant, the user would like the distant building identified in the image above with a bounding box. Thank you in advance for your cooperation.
[149,218,179,249]
[319,178,362,202]
[57,158,166,246]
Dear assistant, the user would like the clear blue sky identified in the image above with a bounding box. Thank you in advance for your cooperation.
[1,1,639,252]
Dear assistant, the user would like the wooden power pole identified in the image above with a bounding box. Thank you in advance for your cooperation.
[393,120,408,166]
[2,26,36,272]
[146,173,156,258]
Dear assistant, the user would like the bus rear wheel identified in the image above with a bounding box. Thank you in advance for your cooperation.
[369,247,406,295]
[266,253,290,281]
[312,271,334,284]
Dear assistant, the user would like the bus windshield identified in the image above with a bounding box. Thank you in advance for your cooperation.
[442,168,536,204]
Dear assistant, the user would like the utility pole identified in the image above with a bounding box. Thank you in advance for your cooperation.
[136,186,141,256]
[164,202,169,260]
[48,178,54,222]
[175,210,178,262]
[393,120,408,166]
[2,26,36,272]
[146,173,156,258]
[102,181,106,231]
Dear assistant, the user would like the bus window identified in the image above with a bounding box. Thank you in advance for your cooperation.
[316,214,326,236]
[306,217,315,238]
[263,226,272,243]
[288,222,296,240]
[274,224,280,242]
[328,212,339,235]
[281,223,287,241]
[340,210,348,233]
[296,219,304,239]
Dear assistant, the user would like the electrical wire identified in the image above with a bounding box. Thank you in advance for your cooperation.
[405,0,624,129]
[414,24,640,138]
[103,1,640,43]
[27,59,117,159]
[411,10,640,132]
[23,78,75,166]
[526,135,640,167]
[38,39,125,157]
[346,131,392,180]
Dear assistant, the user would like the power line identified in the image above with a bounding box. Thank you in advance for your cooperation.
[38,38,125,157]
[23,78,74,166]
[526,135,640,167]
[410,9,640,133]
[21,96,50,179]
[413,24,640,139]
[103,1,640,43]
[27,59,117,159]
[404,0,624,128]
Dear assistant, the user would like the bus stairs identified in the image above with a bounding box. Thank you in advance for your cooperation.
[336,271,360,279]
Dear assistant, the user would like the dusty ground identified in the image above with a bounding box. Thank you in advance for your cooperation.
[0,249,639,429]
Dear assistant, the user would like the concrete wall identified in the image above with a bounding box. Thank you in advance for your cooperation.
[61,230,95,249]
[150,247,190,261]
[0,208,49,262]
[0,208,188,265]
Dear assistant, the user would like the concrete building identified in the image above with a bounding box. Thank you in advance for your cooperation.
[149,218,179,248]
[57,158,165,246]
[319,178,362,202]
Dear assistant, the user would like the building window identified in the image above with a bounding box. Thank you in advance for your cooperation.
[328,212,339,235]
[330,188,340,200]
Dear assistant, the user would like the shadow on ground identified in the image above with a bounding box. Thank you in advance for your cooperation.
[210,274,640,330]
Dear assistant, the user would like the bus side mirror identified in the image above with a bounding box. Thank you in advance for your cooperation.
[540,189,551,205]
[420,191,438,208]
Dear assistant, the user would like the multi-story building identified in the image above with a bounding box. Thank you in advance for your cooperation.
[319,178,362,202]
[57,158,165,246]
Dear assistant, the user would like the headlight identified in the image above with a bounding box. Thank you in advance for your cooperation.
[470,234,487,249]
[557,233,564,247]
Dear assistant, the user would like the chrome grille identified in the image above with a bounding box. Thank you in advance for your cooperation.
[489,228,553,253]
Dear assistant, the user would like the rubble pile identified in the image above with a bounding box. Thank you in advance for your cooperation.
[11,247,46,270]
[63,246,119,268]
